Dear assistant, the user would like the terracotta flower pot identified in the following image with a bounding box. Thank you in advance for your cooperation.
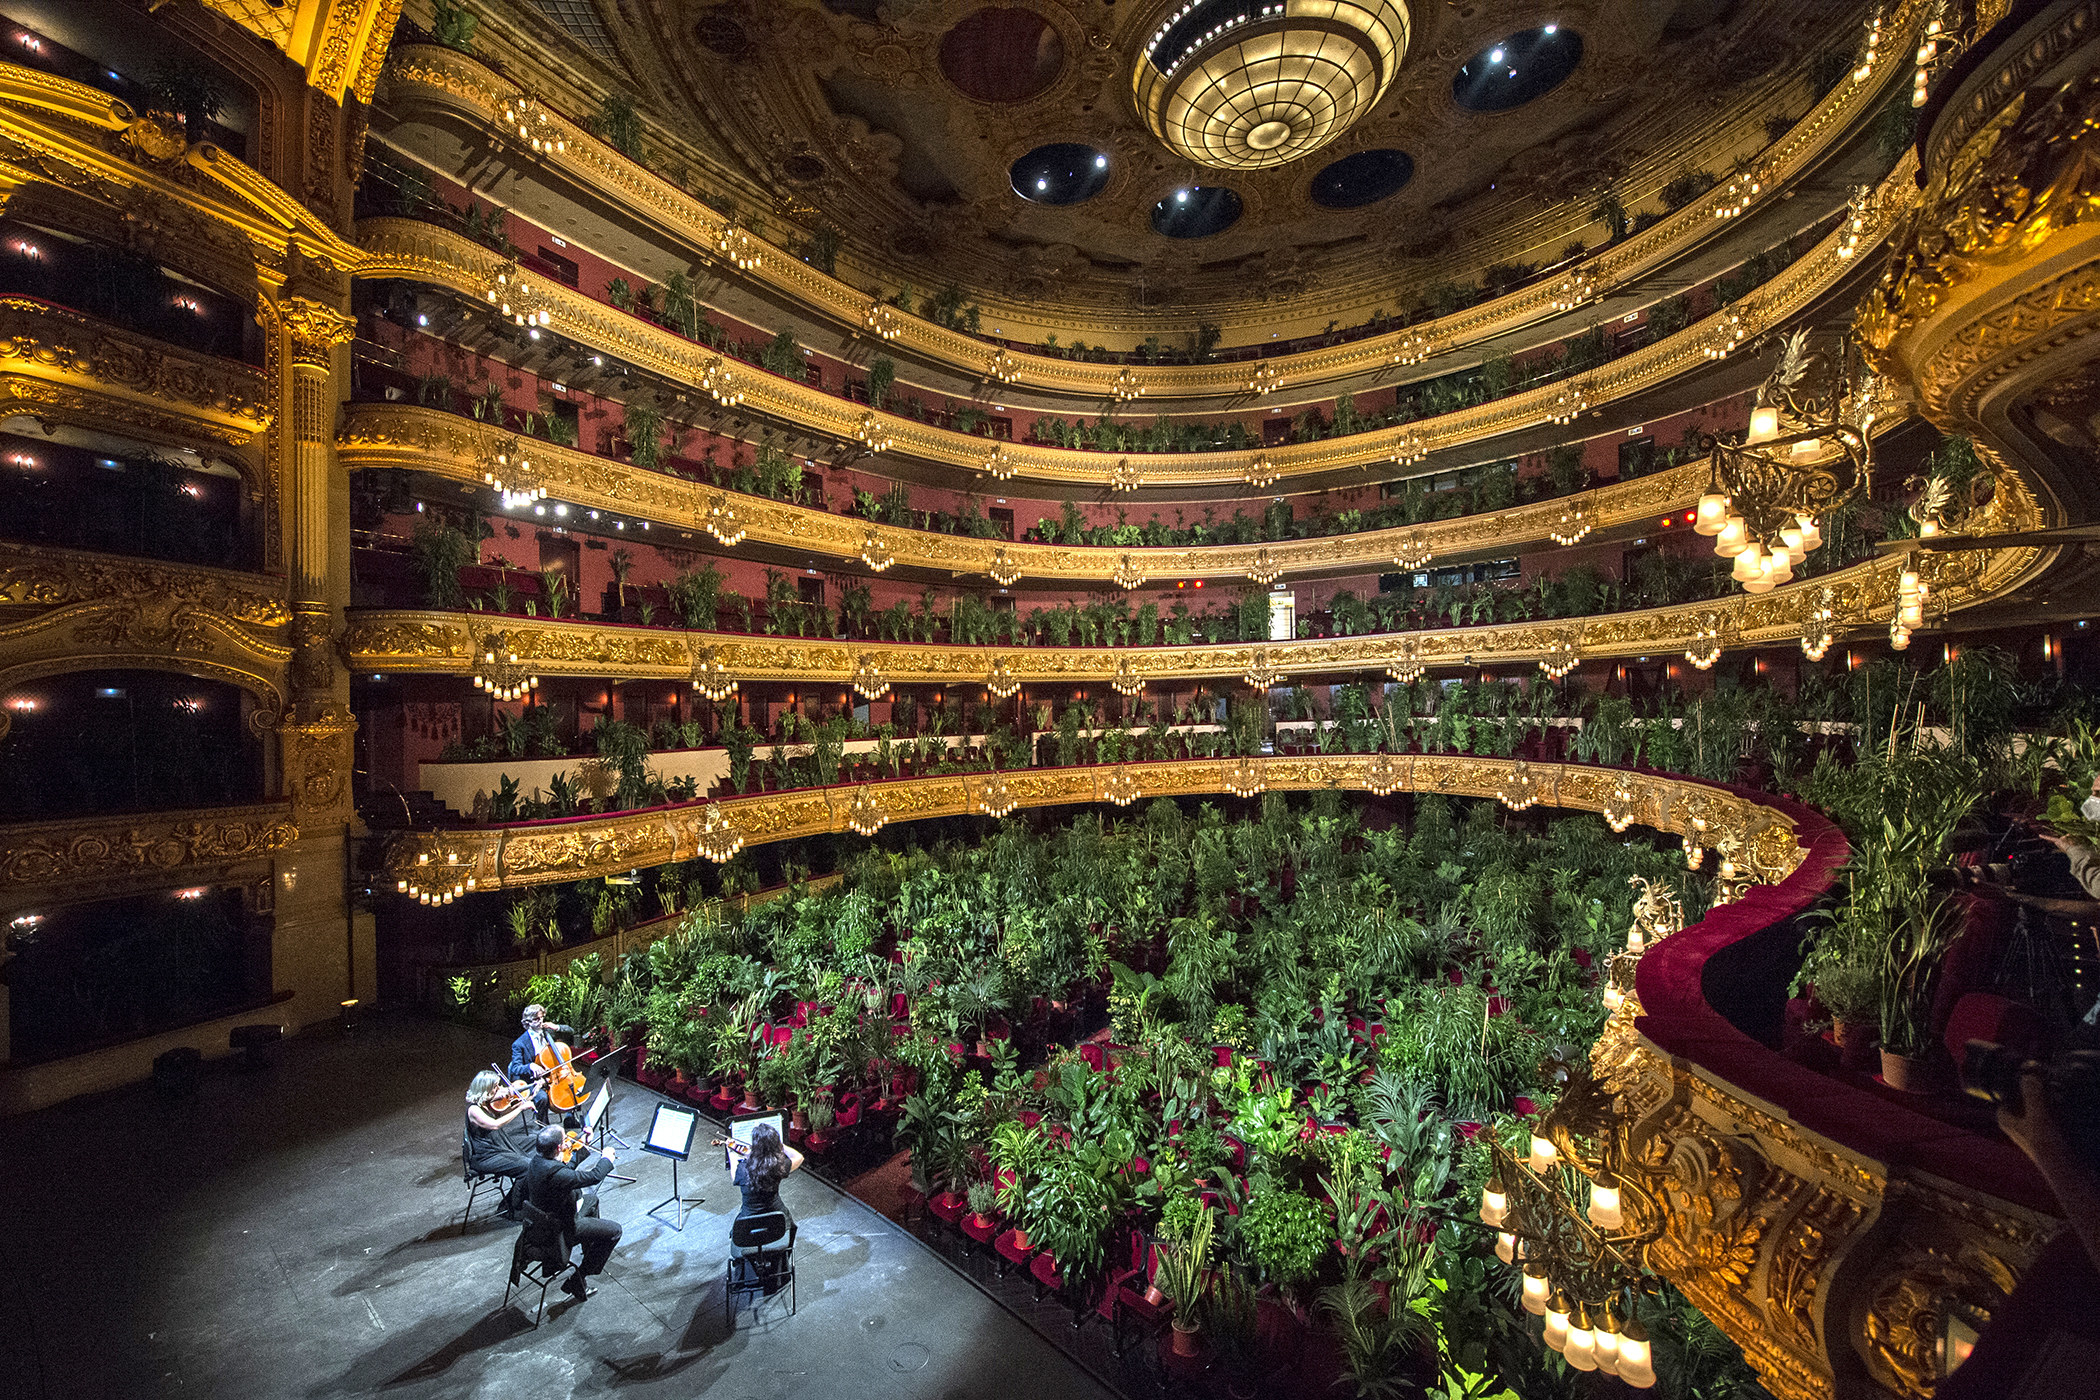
[1143,1284,1166,1308]
[741,1088,762,1110]
[1834,1018,1880,1072]
[1882,1049,1951,1094]
[791,1109,809,1132]
[1009,1228,1030,1251]
[1170,1319,1201,1357]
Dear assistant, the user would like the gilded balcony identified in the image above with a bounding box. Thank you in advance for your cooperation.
[376,12,1925,400]
[0,800,297,902]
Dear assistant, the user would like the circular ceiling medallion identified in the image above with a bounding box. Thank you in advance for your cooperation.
[1151,185,1243,238]
[1011,143,1113,205]
[1131,0,1413,171]
[1452,25,1583,113]
[693,13,753,60]
[1310,147,1413,208]
[939,8,1067,104]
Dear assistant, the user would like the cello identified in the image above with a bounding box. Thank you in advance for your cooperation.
[529,1032,591,1114]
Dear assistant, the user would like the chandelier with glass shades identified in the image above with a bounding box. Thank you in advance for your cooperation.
[1693,330,1873,593]
[472,633,538,701]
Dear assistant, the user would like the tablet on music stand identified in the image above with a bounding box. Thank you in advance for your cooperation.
[725,1109,787,1175]
[642,1103,697,1161]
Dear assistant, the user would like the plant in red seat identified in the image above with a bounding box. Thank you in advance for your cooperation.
[1153,1200,1212,1357]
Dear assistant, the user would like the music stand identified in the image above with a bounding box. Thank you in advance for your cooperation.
[589,1043,638,1152]
[642,1102,703,1230]
[581,1079,635,1186]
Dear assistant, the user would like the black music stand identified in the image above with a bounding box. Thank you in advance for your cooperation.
[579,1079,635,1186]
[642,1102,703,1231]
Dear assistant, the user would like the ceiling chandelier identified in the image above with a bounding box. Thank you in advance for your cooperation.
[1112,656,1147,697]
[1364,750,1405,796]
[1602,776,1640,834]
[1244,454,1279,489]
[498,92,567,155]
[978,771,1017,818]
[1103,765,1142,807]
[714,224,760,272]
[399,848,476,904]
[1692,331,1870,594]
[1110,457,1142,493]
[472,633,539,701]
[703,493,746,546]
[1392,428,1428,466]
[1546,381,1590,426]
[987,547,1022,587]
[1132,0,1412,171]
[1547,505,1592,547]
[1243,646,1279,691]
[1247,546,1282,586]
[1801,589,1839,661]
[1701,307,1750,360]
[1549,267,1597,312]
[1713,158,1772,220]
[1386,636,1425,684]
[986,657,1020,699]
[1390,329,1436,366]
[845,784,888,837]
[986,348,1021,384]
[864,300,901,341]
[694,803,744,863]
[1110,367,1145,403]
[851,653,890,700]
[1684,617,1724,671]
[701,358,746,407]
[1836,183,1875,261]
[1223,756,1266,798]
[1113,553,1147,590]
[689,643,737,701]
[1890,565,1930,651]
[1497,759,1542,811]
[481,436,546,505]
[1539,634,1582,681]
[1392,530,1431,571]
[860,527,896,574]
[1245,361,1284,396]
[484,261,550,329]
[982,444,1016,481]
[855,412,895,454]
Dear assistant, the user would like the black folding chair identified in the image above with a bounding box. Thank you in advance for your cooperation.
[724,1211,796,1326]
[503,1200,575,1326]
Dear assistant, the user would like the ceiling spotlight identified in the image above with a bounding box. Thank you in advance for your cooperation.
[1490,47,1504,62]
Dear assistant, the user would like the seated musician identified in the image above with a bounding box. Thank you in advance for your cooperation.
[462,1070,536,1216]
[508,1004,577,1126]
[523,1125,622,1302]
[722,1122,804,1247]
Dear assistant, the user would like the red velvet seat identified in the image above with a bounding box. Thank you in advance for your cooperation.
[1097,1225,1171,1357]
[993,1226,1034,1276]
[926,1189,966,1236]
[960,1211,1000,1255]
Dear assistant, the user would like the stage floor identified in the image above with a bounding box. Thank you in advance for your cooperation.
[0,1012,1117,1400]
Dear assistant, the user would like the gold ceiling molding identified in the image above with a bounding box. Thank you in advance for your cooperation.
[1861,9,2100,434]
[340,401,1711,582]
[357,166,1910,490]
[374,10,1921,402]
[377,753,1801,893]
[343,523,2040,686]
[0,61,366,273]
[0,800,298,902]
[200,0,406,105]
[0,296,275,447]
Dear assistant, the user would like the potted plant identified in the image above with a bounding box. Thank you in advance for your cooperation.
[1815,957,1882,1073]
[1154,1199,1213,1356]
[965,1180,1000,1233]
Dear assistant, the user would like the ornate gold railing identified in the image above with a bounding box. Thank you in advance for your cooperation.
[0,800,297,900]
[360,157,1912,490]
[344,519,2039,686]
[339,401,1710,583]
[0,297,273,446]
[375,6,1926,401]
[377,754,1803,893]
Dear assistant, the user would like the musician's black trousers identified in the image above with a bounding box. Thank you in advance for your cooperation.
[572,1191,623,1278]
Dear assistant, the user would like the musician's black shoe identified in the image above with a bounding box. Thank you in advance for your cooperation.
[561,1275,593,1301]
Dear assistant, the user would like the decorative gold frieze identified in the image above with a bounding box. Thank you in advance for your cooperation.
[0,801,297,898]
[375,9,1925,400]
[0,296,273,444]
[343,532,2037,686]
[379,755,1803,893]
[0,543,290,626]
[271,295,358,369]
[358,169,1912,487]
[339,402,1710,583]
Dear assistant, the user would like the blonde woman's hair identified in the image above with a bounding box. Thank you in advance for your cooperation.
[467,1069,504,1106]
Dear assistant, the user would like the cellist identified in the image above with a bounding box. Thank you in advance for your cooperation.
[508,1004,582,1127]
